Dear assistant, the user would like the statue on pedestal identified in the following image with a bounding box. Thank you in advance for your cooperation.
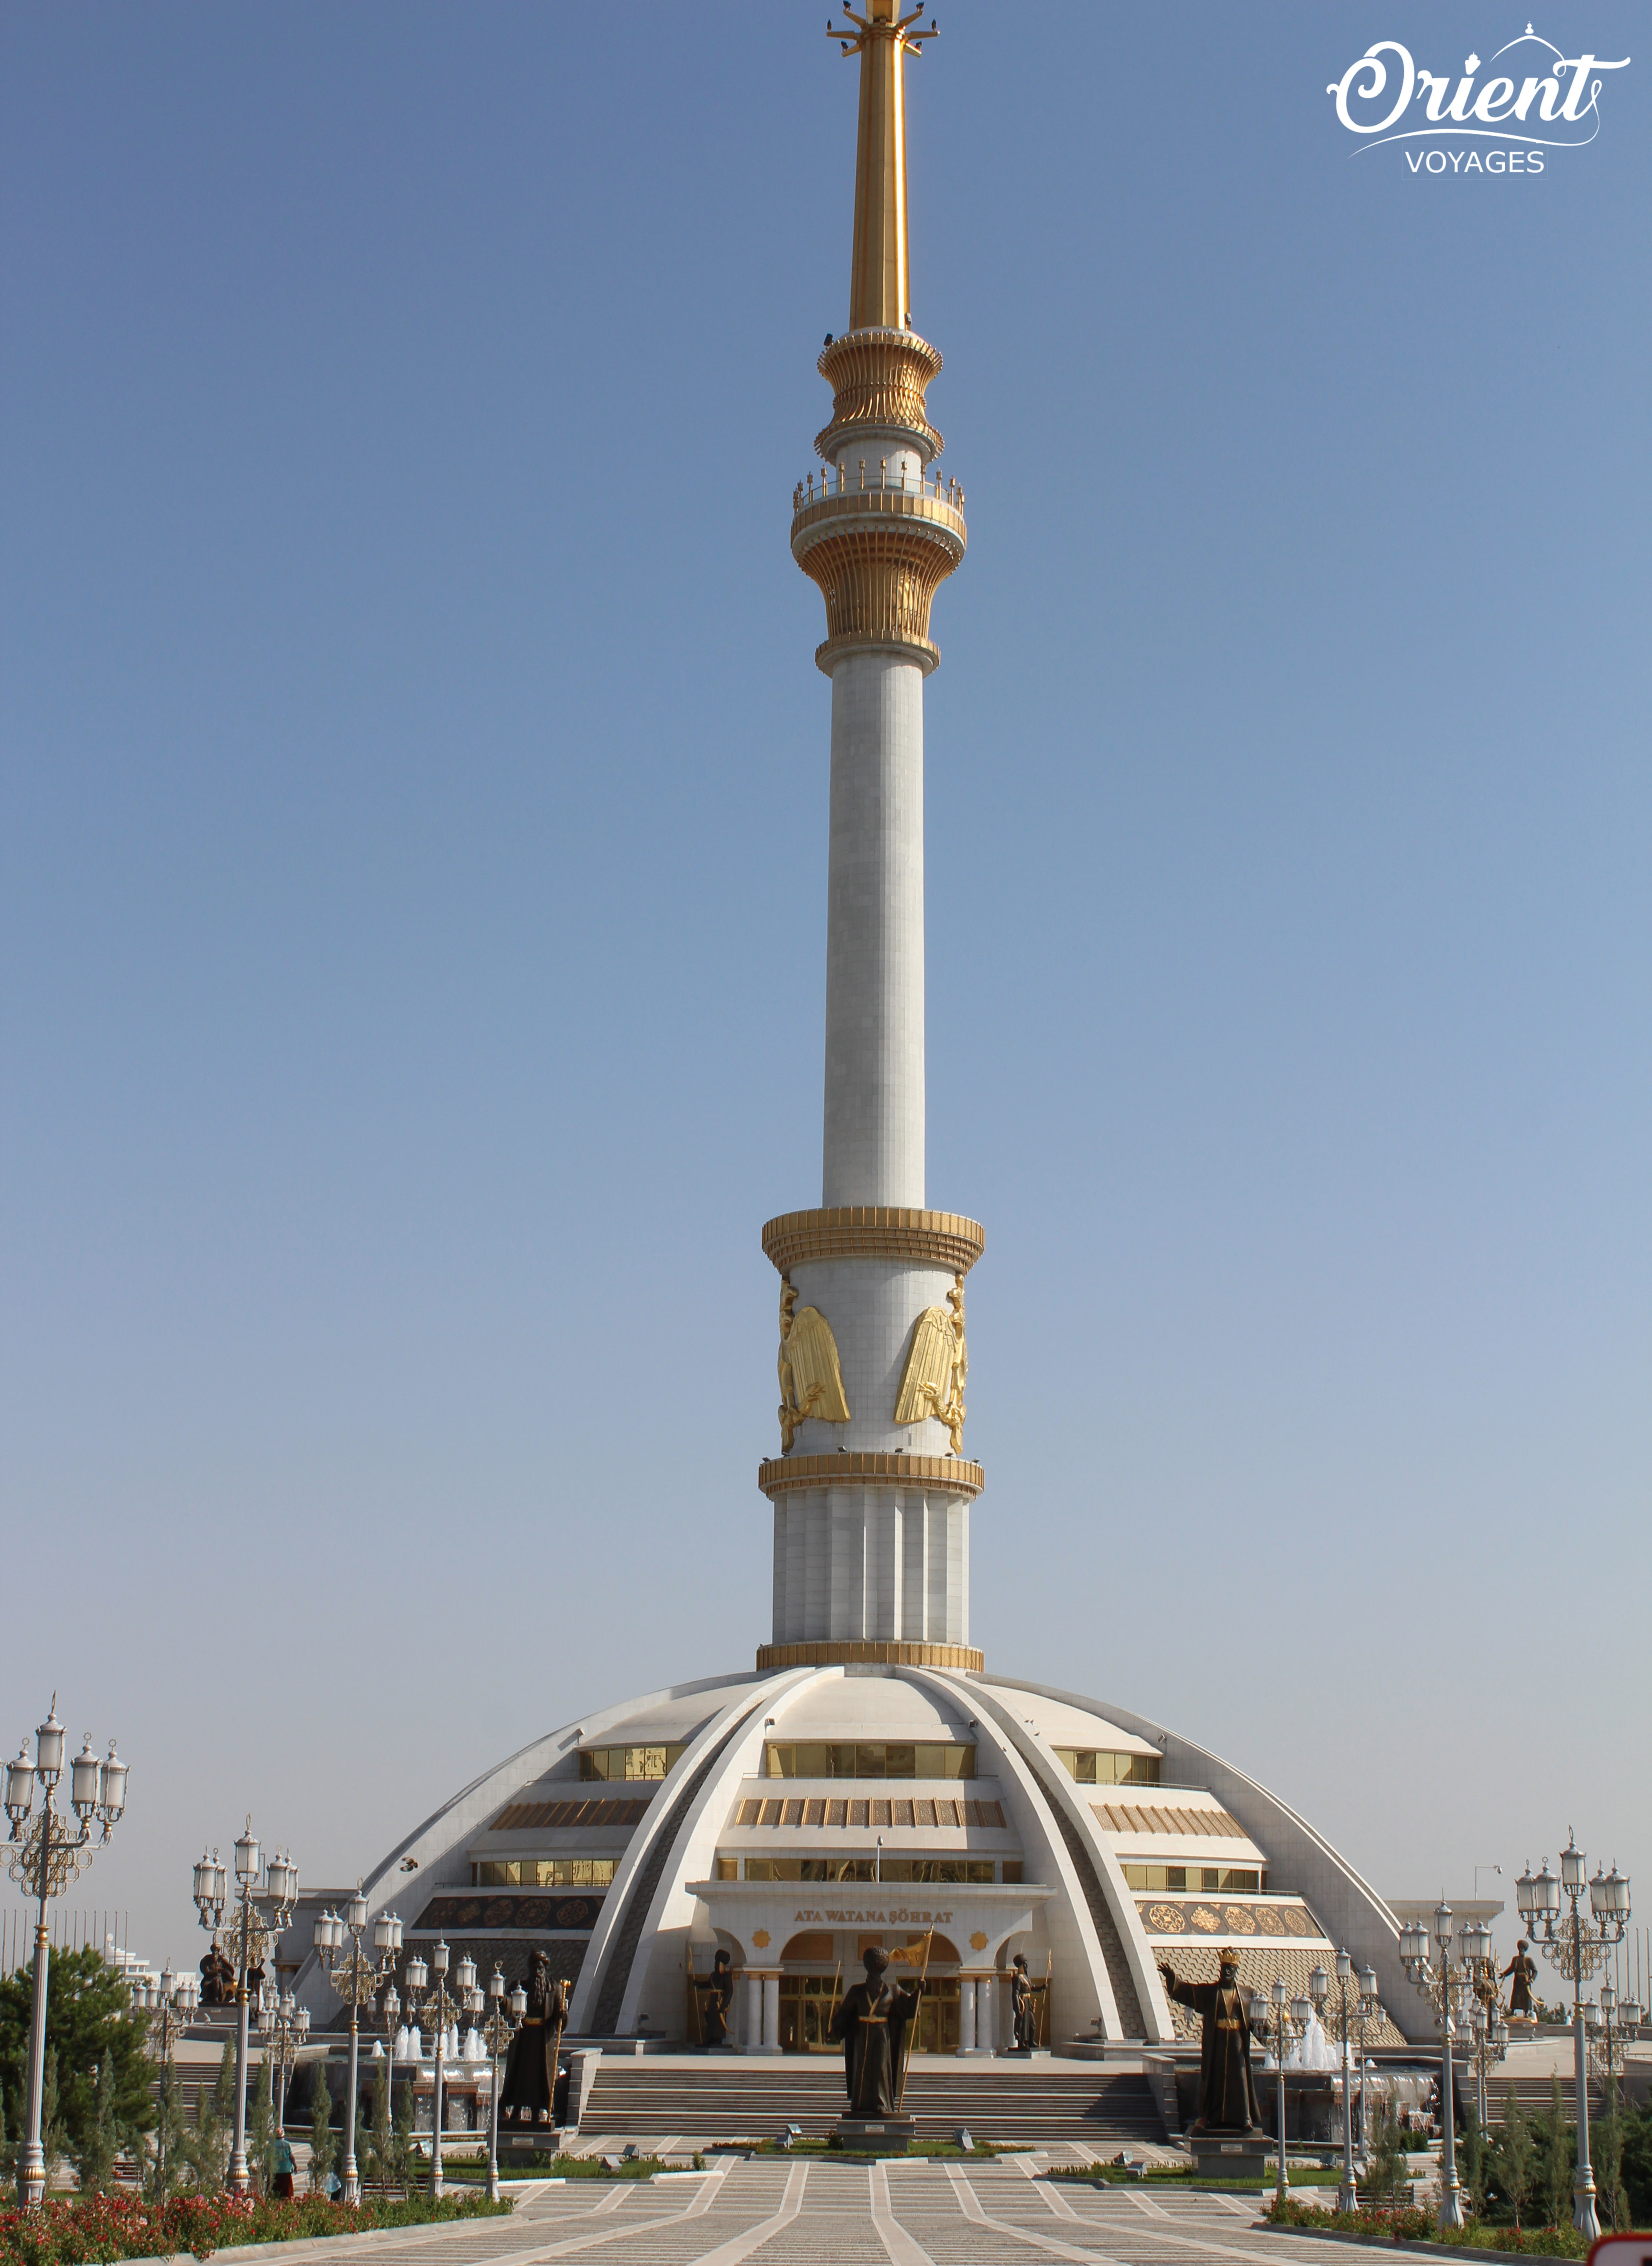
[199,1947,234,2006]
[691,1949,737,2048]
[500,1951,569,2128]
[1158,1951,1260,2133]
[1009,1953,1048,2051]
[830,1947,924,2117]
[1500,1940,1538,2019]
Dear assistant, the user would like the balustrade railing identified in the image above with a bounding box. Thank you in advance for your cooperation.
[793,458,965,515]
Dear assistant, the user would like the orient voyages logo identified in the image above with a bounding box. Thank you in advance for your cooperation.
[1327,25,1630,170]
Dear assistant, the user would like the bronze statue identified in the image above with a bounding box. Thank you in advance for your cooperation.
[198,1947,234,2007]
[691,1949,736,2048]
[1500,1940,1538,2018]
[500,1951,569,2127]
[829,1947,924,2117]
[1158,1951,1260,2133]
[1009,1953,1048,2051]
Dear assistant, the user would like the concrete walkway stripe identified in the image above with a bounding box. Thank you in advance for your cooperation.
[944,2166,1122,2265]
[869,2162,940,2266]
[682,2159,809,2266]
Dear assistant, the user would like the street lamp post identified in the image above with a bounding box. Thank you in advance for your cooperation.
[1465,1998,1509,2134]
[1588,1980,1641,2233]
[1250,1977,1311,2207]
[1323,1950,1362,2212]
[314,1893,402,2203]
[476,1968,525,2204]
[1516,1837,1632,2241]
[260,1988,310,2137]
[193,1823,299,2194]
[378,1983,402,2183]
[1399,1901,1493,2232]
[403,1941,472,2199]
[134,1966,200,2196]
[4,1699,129,2208]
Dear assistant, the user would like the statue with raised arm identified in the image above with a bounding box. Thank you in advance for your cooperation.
[1158,1951,1260,2132]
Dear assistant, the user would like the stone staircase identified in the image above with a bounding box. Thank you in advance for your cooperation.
[578,2058,1163,2146]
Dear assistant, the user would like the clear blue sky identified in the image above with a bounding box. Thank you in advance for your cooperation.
[3,2,1647,1975]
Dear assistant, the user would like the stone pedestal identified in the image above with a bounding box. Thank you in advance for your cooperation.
[1190,2135,1272,2185]
[836,2114,918,2153]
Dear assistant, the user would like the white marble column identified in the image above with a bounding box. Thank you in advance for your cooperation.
[762,1975,781,2052]
[822,650,926,1208]
[956,1973,976,2056]
[744,1973,764,2054]
[977,1973,998,2055]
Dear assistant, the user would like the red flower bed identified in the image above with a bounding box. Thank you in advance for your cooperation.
[0,2190,508,2266]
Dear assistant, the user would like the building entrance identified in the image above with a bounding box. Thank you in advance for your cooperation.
[777,1973,960,2053]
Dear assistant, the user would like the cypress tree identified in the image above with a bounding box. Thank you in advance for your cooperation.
[308,2061,337,2192]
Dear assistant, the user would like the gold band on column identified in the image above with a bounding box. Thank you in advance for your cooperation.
[756,1638,983,1673]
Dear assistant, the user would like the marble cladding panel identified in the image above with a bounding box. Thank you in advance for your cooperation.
[823,649,926,1209]
[771,1485,968,1646]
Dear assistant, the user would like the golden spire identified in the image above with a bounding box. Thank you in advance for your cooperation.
[833,5,937,333]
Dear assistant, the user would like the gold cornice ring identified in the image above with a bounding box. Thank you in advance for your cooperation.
[756,1638,984,1674]
[762,1207,985,1275]
[758,1451,984,1500]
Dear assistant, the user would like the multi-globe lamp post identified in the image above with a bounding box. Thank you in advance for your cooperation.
[314,1892,402,2203]
[1399,1900,1495,2232]
[133,1963,201,2062]
[260,1988,311,2137]
[193,1824,299,2195]
[1464,1995,1510,2134]
[1516,1838,1632,2240]
[4,1700,129,2209]
[402,1940,474,2199]
[476,1967,525,2204]
[1249,1976,1313,2206]
[132,1965,200,2194]
[1320,1951,1384,2213]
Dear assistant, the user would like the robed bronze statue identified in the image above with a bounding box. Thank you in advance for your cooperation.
[1500,1940,1538,2018]
[829,1947,924,2116]
[500,1951,569,2127]
[1158,1952,1260,2133]
[198,1946,234,2007]
[691,1949,737,2048]
[1009,1953,1048,2051]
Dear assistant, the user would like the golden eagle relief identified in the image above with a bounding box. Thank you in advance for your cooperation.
[894,1273,968,1453]
[777,1277,850,1451]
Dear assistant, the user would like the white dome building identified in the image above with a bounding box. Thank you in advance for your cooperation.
[314,1661,1417,2059]
[299,1,1421,2072]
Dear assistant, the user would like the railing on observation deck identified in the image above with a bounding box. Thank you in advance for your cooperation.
[791,455,967,544]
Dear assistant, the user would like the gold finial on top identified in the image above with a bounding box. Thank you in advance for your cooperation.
[830,6,938,333]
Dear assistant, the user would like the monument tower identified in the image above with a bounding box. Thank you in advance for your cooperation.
[313,6,1422,2072]
[762,0,981,1674]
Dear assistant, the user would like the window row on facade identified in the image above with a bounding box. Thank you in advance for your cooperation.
[715,1854,1018,1883]
[1052,1748,1162,1785]
[1120,1863,1264,1893]
[472,1858,619,1888]
[762,1741,978,1779]
[578,1744,687,1781]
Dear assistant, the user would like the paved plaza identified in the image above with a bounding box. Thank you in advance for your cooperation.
[210,2164,1393,2266]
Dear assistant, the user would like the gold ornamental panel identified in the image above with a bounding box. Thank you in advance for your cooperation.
[794,520,962,658]
[758,1450,983,1499]
[815,328,945,458]
[755,1639,984,1674]
[762,1207,985,1277]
